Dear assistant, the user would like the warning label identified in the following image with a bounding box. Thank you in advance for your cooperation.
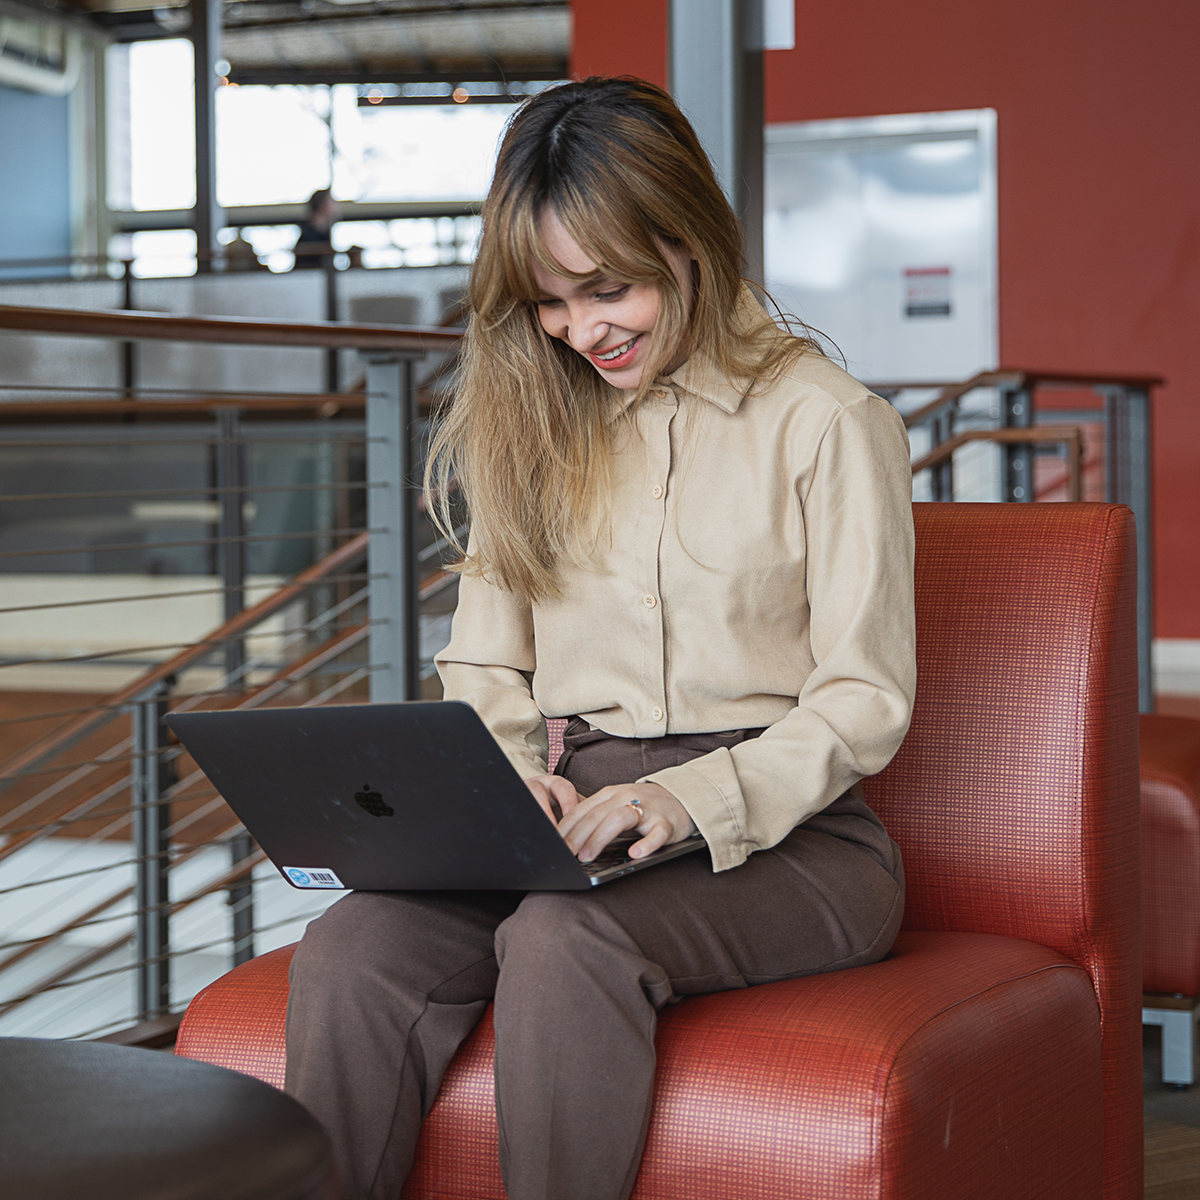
[904,266,952,318]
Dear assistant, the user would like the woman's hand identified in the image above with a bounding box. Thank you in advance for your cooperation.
[557,781,697,862]
[525,774,584,823]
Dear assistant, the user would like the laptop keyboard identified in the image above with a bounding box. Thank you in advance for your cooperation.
[581,837,639,876]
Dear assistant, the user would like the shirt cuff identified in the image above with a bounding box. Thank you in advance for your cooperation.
[640,748,748,872]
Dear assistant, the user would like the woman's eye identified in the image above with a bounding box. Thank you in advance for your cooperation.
[535,298,562,309]
[596,285,630,302]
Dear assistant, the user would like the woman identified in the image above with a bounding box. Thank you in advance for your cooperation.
[285,77,915,1200]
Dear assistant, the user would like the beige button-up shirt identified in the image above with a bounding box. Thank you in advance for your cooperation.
[436,305,916,872]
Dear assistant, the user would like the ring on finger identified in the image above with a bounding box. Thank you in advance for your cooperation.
[626,797,643,820]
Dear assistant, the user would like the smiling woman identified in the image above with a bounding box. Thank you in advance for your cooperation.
[427,78,814,603]
[285,76,916,1200]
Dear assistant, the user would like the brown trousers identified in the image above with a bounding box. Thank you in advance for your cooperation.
[284,723,904,1200]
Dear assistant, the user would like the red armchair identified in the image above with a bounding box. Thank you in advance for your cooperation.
[177,503,1142,1199]
[1140,713,1200,1085]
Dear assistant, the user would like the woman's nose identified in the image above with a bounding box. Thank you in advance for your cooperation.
[565,305,607,353]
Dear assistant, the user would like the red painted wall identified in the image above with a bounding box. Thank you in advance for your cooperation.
[571,0,1200,639]
[570,4,669,87]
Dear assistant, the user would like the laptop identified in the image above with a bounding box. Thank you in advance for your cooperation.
[166,701,707,892]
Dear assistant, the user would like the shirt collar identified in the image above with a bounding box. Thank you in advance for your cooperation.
[612,285,775,418]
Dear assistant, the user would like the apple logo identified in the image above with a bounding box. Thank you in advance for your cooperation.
[354,783,394,818]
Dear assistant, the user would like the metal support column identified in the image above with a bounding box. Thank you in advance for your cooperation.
[670,0,765,282]
[215,408,248,686]
[191,0,224,272]
[132,679,175,1021]
[1000,385,1034,501]
[366,353,423,702]
[1106,386,1155,711]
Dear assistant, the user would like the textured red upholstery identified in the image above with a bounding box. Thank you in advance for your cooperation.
[546,717,566,772]
[177,946,292,1089]
[864,503,1141,1199]
[1140,713,1200,997]
[177,502,1141,1200]
[404,932,1104,1200]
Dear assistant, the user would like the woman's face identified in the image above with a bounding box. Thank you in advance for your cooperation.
[532,209,693,390]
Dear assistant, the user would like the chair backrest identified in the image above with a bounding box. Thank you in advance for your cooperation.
[865,504,1137,962]
[863,501,1140,1199]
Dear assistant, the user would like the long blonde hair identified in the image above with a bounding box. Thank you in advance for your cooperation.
[426,76,814,602]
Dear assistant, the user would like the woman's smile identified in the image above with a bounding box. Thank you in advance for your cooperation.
[587,334,643,371]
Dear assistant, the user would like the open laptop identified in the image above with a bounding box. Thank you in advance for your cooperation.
[166,701,707,892]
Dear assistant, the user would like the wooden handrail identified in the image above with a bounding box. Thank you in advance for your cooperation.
[911,425,1085,502]
[0,622,371,871]
[896,368,1163,430]
[898,371,1023,429]
[0,622,371,988]
[0,303,465,351]
[0,393,366,419]
[0,531,369,797]
[1010,369,1163,389]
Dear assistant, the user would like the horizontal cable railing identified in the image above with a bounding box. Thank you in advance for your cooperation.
[0,303,465,1042]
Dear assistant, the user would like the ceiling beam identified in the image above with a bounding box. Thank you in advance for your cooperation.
[223,0,567,32]
[110,199,482,233]
[227,63,565,86]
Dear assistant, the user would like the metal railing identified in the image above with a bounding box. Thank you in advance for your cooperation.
[0,304,463,1040]
[878,368,1161,710]
[0,301,1163,1041]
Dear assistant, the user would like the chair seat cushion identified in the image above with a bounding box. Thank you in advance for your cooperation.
[178,930,1102,1200]
[1141,713,1200,996]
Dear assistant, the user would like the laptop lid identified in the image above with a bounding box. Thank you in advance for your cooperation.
[167,701,700,892]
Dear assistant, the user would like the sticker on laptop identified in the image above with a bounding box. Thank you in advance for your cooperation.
[282,866,346,890]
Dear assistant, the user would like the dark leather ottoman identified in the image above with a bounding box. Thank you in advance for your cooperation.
[0,1037,337,1200]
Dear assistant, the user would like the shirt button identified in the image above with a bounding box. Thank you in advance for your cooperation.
[643,594,657,608]
[651,706,664,722]
[651,484,664,499]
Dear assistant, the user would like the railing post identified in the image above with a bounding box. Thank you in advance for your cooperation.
[120,261,137,393]
[365,352,423,702]
[1000,384,1034,501]
[324,262,340,392]
[313,418,338,641]
[132,678,175,1021]
[214,406,258,958]
[930,405,955,501]
[215,407,248,686]
[1106,385,1155,711]
[228,832,255,967]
